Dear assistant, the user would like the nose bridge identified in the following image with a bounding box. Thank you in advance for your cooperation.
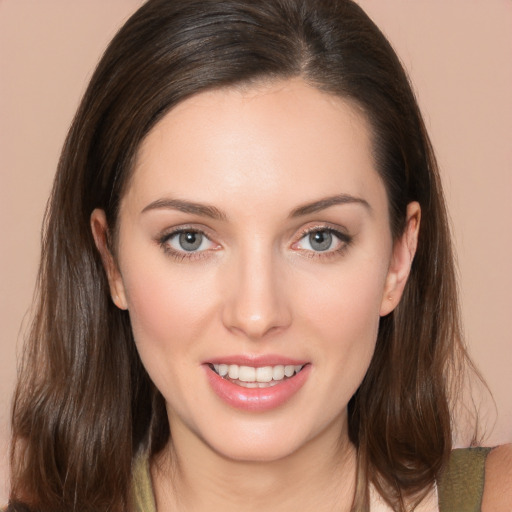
[222,239,291,339]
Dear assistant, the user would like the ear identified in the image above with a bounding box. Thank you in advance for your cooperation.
[380,201,421,316]
[90,209,128,310]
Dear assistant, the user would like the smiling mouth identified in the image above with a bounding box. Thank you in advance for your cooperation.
[208,363,305,388]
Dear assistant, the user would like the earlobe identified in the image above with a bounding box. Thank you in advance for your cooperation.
[90,209,128,310]
[380,202,421,316]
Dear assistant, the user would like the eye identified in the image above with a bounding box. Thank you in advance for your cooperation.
[294,228,350,253]
[161,229,216,254]
[303,230,334,252]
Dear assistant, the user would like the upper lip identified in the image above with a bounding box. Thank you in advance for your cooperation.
[205,354,309,367]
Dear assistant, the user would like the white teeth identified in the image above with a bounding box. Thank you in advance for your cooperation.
[212,363,304,383]
[228,365,239,379]
[213,363,230,377]
[272,365,285,380]
[256,366,273,382]
[238,366,256,382]
[238,381,258,388]
[284,365,295,377]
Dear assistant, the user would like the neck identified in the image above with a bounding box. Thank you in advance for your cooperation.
[152,414,357,512]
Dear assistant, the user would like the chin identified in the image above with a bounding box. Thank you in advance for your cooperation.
[194,413,336,464]
[208,435,305,463]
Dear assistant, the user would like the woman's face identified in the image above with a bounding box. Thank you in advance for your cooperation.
[93,79,418,462]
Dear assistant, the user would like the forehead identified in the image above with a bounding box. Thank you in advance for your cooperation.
[123,79,385,217]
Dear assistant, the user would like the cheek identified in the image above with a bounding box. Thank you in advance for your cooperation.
[120,260,222,416]
[297,258,387,337]
[119,253,216,366]
[294,257,388,388]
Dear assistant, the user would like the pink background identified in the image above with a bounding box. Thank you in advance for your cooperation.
[1,0,511,502]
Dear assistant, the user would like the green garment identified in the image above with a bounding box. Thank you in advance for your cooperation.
[132,455,157,512]
[132,447,491,511]
[437,447,491,512]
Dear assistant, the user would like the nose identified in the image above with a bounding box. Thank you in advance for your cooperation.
[221,246,292,340]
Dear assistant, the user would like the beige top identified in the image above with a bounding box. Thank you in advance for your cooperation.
[131,447,491,511]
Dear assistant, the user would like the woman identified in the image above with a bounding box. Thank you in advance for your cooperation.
[8,0,511,510]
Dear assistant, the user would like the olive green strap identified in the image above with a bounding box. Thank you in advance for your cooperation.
[437,447,491,512]
[131,454,157,512]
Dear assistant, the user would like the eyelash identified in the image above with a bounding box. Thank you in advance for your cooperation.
[157,225,352,262]
[293,226,352,260]
[158,227,215,262]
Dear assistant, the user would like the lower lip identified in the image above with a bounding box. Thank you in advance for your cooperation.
[204,364,311,412]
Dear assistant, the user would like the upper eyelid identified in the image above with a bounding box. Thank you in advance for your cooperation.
[299,225,345,235]
[158,224,214,240]
[295,224,351,240]
[162,227,205,237]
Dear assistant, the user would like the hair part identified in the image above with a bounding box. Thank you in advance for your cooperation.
[10,1,477,510]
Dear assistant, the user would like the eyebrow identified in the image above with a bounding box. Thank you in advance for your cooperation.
[141,193,370,221]
[289,194,371,218]
[141,198,228,221]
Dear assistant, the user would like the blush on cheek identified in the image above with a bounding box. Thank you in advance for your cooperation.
[300,269,383,378]
[304,268,385,324]
[122,257,216,352]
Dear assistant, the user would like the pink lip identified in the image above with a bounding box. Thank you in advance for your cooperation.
[204,361,311,412]
[206,354,308,367]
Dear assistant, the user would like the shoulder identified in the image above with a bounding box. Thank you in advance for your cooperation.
[482,443,512,512]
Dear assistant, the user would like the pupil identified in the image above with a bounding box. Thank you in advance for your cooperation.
[309,231,332,251]
[179,232,202,251]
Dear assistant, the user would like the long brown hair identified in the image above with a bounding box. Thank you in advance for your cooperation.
[10,0,474,510]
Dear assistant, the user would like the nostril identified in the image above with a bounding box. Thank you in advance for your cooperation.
[220,265,292,339]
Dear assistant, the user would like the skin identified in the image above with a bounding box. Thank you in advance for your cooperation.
[482,444,512,511]
[92,79,421,511]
